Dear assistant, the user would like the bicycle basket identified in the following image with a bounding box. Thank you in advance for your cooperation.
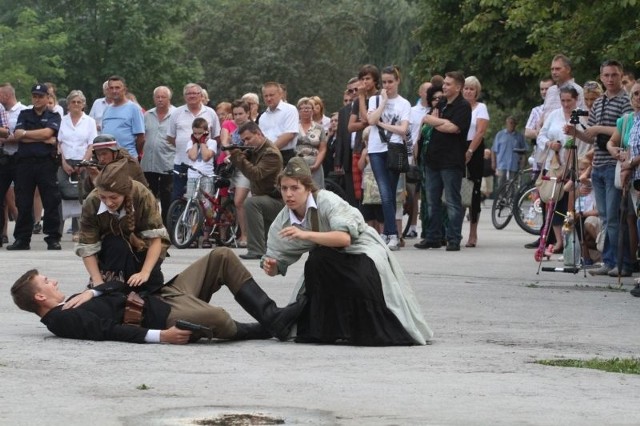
[216,162,235,179]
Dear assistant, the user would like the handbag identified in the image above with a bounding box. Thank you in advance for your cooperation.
[57,167,80,200]
[614,113,633,189]
[387,142,410,172]
[362,169,381,205]
[535,150,566,203]
[441,168,473,208]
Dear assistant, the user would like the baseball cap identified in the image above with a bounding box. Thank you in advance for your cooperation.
[31,83,49,96]
[92,134,119,151]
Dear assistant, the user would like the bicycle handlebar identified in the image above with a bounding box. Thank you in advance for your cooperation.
[168,163,219,179]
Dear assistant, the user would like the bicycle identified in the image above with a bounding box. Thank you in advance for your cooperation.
[490,147,543,235]
[166,163,240,249]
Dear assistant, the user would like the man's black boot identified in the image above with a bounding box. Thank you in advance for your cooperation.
[234,279,307,341]
[232,322,272,340]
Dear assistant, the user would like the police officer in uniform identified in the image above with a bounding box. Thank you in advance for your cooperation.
[6,83,62,250]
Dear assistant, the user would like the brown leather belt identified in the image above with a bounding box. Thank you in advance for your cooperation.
[123,292,145,326]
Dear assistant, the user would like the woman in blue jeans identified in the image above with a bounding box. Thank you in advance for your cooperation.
[366,66,411,250]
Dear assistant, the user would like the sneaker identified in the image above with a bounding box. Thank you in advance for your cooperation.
[630,284,640,297]
[446,242,460,251]
[589,265,612,276]
[32,222,42,234]
[607,267,632,277]
[380,234,390,244]
[387,235,400,251]
[404,230,418,239]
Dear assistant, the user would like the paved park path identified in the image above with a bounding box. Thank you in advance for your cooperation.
[1,211,639,425]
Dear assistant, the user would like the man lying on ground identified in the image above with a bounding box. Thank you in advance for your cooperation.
[10,248,305,344]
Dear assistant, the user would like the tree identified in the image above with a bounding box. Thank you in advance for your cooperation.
[185,0,375,112]
[0,0,203,107]
[0,7,67,100]
[413,0,640,110]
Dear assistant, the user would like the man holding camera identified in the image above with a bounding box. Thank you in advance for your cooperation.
[84,134,148,194]
[227,121,283,260]
[575,60,632,276]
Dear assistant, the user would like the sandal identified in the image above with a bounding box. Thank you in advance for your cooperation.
[189,240,199,249]
[237,240,248,248]
[202,239,213,249]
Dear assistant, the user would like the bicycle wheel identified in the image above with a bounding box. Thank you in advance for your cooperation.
[491,182,513,229]
[212,199,240,247]
[168,199,204,249]
[513,184,543,235]
[165,199,186,234]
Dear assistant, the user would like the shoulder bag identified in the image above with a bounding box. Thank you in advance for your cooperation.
[535,150,566,203]
[57,167,80,200]
[442,167,473,208]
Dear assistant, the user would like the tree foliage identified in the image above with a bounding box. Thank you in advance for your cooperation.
[185,0,419,112]
[0,0,201,106]
[413,0,640,118]
[0,0,420,112]
[0,7,67,99]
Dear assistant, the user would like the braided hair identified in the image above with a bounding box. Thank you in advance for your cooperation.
[123,194,145,251]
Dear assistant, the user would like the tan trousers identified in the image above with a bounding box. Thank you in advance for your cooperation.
[161,247,252,339]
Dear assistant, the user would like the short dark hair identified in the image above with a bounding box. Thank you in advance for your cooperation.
[237,121,262,135]
[11,269,40,314]
[192,117,209,130]
[600,59,624,73]
[358,64,380,88]
[107,75,126,86]
[445,70,465,87]
[231,99,250,113]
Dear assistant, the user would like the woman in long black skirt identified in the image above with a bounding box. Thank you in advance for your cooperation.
[261,157,433,346]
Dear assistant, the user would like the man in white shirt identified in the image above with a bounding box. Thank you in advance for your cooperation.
[542,54,585,117]
[258,81,298,166]
[0,83,28,246]
[89,81,112,132]
[167,83,220,200]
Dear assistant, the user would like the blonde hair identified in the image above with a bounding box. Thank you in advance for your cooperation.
[464,76,482,99]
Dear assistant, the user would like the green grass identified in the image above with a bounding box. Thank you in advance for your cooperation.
[535,357,640,375]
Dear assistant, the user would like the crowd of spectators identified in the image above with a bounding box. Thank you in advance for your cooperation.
[1,56,640,299]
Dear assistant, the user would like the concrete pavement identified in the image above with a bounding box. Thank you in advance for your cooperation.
[1,212,639,425]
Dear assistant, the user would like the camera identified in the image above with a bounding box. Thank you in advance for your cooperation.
[570,108,588,124]
[220,145,254,152]
[78,160,103,169]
